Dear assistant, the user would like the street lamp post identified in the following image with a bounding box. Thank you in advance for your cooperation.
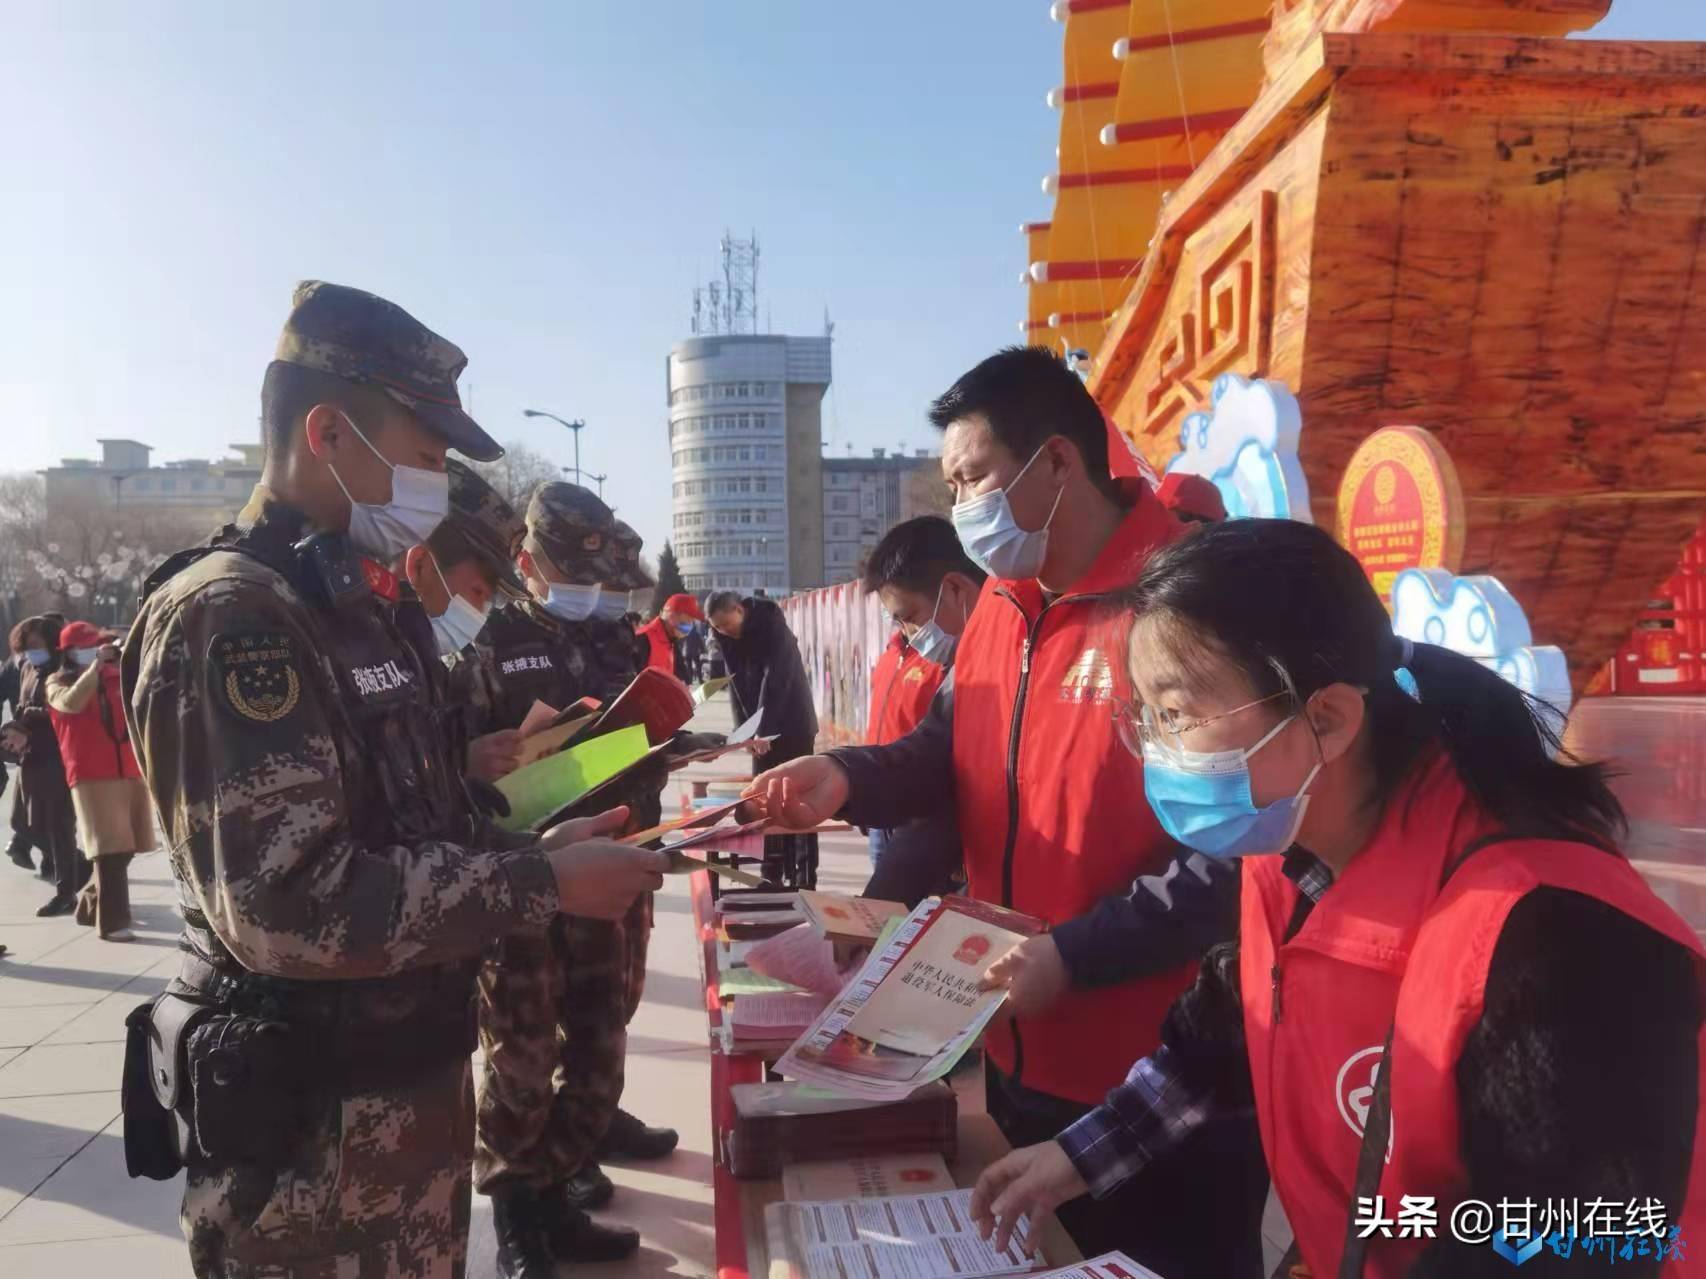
[523,409,585,485]
[587,472,607,500]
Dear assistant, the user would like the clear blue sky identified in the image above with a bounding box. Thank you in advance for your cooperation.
[2,0,1697,558]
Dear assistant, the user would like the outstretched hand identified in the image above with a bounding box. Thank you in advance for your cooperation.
[969,1141,1087,1256]
[741,755,849,830]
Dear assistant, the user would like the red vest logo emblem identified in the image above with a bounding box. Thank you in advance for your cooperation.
[1335,1045,1394,1161]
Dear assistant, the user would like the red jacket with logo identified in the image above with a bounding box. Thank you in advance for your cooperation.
[867,632,946,746]
[1242,755,1706,1278]
[637,617,675,674]
[952,478,1195,1104]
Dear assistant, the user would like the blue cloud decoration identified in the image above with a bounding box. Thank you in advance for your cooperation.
[1164,373,1311,523]
[1391,568,1573,723]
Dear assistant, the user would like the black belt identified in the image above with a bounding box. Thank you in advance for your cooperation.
[172,950,476,1096]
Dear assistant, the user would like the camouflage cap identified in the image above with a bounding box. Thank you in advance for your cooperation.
[608,519,655,591]
[273,280,502,462]
[434,461,528,599]
[525,481,620,586]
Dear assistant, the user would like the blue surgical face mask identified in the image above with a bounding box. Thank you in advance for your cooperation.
[23,648,50,668]
[1142,713,1321,859]
[543,582,600,623]
[71,647,103,669]
[905,579,958,667]
[593,592,629,622]
[675,620,694,637]
[950,444,1065,581]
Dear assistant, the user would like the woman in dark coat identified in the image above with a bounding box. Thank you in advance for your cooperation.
[3,616,86,915]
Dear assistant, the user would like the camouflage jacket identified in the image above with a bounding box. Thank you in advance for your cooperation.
[122,490,560,985]
[450,599,643,738]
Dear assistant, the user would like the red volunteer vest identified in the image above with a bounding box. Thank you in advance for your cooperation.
[1242,754,1706,1278]
[48,665,141,788]
[637,618,675,674]
[868,632,946,747]
[953,479,1194,1104]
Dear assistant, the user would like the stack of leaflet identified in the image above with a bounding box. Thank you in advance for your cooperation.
[726,1079,957,1180]
[763,1187,1043,1279]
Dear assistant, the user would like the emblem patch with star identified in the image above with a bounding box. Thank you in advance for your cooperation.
[210,631,302,723]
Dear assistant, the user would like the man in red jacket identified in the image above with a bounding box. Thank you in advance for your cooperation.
[861,515,983,899]
[636,593,701,676]
[747,348,1262,1277]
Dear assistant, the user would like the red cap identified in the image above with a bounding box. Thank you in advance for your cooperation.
[1156,472,1226,524]
[665,593,705,621]
[59,621,114,651]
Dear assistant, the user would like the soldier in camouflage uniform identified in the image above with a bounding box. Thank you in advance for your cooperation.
[121,281,665,1279]
[450,483,676,1278]
[596,520,660,1033]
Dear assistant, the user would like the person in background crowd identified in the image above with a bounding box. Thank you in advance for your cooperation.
[452,481,675,1277]
[637,593,702,677]
[679,618,706,685]
[46,620,152,942]
[710,588,820,887]
[0,646,26,871]
[859,515,984,906]
[1154,472,1226,526]
[973,517,1705,1279]
[747,347,1263,1277]
[4,616,85,915]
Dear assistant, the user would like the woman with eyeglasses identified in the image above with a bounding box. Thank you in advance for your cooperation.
[972,519,1703,1279]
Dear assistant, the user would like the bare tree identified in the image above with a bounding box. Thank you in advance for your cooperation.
[0,474,203,631]
[469,442,564,511]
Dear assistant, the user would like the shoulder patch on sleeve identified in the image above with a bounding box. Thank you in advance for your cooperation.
[210,631,302,723]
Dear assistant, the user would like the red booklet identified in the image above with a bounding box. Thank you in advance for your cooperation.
[585,668,695,746]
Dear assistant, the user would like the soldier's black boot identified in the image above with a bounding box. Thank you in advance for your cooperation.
[493,1186,557,1279]
[559,1161,615,1210]
[597,1107,680,1161]
[541,1185,641,1262]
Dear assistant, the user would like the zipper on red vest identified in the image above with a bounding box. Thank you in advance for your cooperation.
[1270,963,1284,1024]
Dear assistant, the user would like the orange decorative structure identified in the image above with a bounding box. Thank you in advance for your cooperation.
[1075,0,1706,690]
[1026,0,1270,356]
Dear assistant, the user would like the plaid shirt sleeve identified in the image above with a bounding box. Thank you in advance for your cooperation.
[1056,1044,1221,1198]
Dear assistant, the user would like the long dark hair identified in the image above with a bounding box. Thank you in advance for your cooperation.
[1123,519,1624,850]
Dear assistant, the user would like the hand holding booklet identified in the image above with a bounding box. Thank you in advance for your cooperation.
[774,896,1043,1102]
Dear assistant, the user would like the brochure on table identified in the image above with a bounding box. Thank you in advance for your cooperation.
[774,896,1041,1102]
[764,1187,1042,1279]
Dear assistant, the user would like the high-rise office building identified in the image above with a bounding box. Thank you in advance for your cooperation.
[822,448,950,581]
[666,333,831,593]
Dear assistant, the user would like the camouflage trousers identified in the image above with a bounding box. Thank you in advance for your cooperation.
[182,1058,474,1278]
[473,892,652,1193]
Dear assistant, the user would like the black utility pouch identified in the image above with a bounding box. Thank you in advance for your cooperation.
[122,998,183,1181]
[185,1013,302,1165]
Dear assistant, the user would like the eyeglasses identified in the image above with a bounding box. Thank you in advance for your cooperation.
[1112,690,1292,761]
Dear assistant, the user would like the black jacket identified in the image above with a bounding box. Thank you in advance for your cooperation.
[713,597,817,764]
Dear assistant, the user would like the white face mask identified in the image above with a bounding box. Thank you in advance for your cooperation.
[950,444,1065,581]
[543,582,601,623]
[427,557,490,656]
[327,413,449,560]
[905,579,958,667]
[593,592,630,622]
[71,647,102,668]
